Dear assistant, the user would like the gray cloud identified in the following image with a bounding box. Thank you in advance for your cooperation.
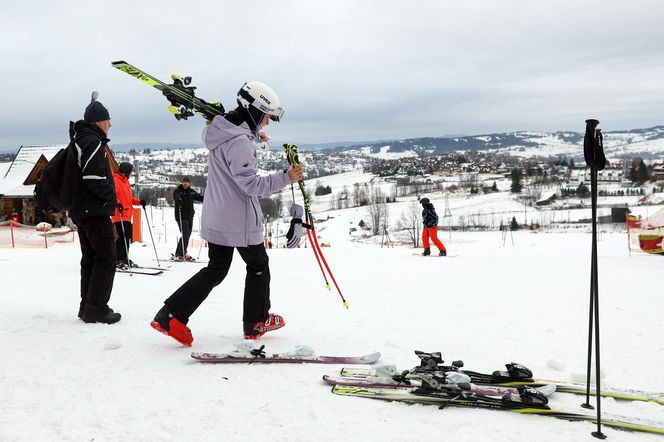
[1,0,663,151]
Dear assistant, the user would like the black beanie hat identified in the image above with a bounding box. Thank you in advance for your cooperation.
[118,162,133,175]
[84,101,111,122]
[420,198,430,205]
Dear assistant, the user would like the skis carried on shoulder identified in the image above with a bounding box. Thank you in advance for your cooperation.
[191,344,380,365]
[111,60,225,122]
[331,384,664,436]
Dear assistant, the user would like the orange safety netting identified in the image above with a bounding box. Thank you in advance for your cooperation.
[0,220,76,249]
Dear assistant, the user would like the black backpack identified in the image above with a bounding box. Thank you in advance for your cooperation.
[34,127,84,213]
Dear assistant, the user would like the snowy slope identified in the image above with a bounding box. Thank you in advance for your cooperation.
[2,201,664,441]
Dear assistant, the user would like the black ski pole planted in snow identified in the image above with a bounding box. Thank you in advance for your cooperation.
[582,118,607,439]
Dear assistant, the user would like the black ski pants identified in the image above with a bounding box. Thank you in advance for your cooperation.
[164,243,270,324]
[114,221,132,261]
[175,218,193,257]
[74,216,117,317]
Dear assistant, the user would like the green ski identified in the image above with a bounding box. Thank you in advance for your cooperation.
[332,385,664,436]
[111,60,225,122]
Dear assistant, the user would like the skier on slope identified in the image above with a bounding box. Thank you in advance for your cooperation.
[151,81,304,346]
[420,197,447,256]
[112,162,145,269]
[172,177,204,261]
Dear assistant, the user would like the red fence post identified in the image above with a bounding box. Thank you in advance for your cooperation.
[10,220,15,248]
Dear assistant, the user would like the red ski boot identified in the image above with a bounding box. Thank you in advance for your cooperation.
[150,305,193,347]
[243,313,285,340]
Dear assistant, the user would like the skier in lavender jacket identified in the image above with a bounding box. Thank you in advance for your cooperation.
[151,81,304,345]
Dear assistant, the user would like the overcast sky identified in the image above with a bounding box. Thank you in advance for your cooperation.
[1,0,663,152]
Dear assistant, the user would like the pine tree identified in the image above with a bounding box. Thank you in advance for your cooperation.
[576,182,590,198]
[637,159,650,184]
[510,216,519,231]
[491,181,498,192]
[510,168,523,193]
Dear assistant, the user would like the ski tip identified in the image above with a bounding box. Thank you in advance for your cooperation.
[111,60,128,65]
[360,352,381,364]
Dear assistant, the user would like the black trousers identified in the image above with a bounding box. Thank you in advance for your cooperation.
[164,243,270,324]
[175,218,193,257]
[114,221,132,261]
[74,216,116,317]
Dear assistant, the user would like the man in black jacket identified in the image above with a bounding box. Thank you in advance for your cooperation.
[70,99,121,324]
[173,177,204,261]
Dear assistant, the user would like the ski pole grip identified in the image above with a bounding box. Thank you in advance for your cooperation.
[584,119,606,171]
[283,143,301,166]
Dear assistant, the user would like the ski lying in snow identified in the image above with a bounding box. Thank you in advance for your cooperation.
[340,357,664,406]
[135,265,171,271]
[155,257,208,264]
[116,268,163,276]
[191,344,380,364]
[111,60,225,122]
[412,253,458,258]
[331,385,664,436]
[323,375,557,398]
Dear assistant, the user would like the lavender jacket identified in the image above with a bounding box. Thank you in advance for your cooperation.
[200,116,292,247]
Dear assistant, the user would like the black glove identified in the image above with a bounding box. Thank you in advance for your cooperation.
[140,200,146,208]
[116,203,124,211]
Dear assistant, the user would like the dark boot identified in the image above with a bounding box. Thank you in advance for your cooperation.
[82,309,121,324]
[439,250,447,256]
[422,248,431,256]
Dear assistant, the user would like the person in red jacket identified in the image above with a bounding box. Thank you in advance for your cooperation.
[112,162,144,268]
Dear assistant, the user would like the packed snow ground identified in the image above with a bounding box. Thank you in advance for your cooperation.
[2,205,664,441]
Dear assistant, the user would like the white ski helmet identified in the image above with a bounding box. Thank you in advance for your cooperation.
[237,81,284,122]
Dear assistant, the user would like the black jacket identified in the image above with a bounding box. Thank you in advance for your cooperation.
[69,120,116,220]
[174,185,204,221]
[422,203,439,228]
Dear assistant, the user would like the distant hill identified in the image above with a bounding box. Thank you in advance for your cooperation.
[332,126,664,159]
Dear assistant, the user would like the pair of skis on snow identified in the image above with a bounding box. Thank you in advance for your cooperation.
[324,351,664,436]
[193,346,664,436]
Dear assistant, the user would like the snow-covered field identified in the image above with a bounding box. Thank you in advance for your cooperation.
[2,200,664,442]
